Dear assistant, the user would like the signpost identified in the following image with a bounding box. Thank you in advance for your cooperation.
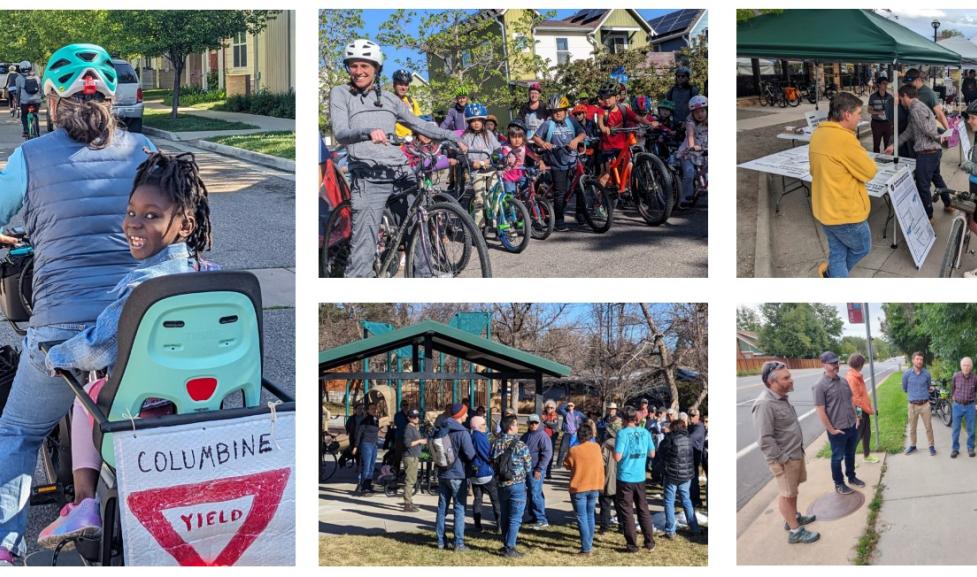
[848,303,881,448]
[114,412,295,566]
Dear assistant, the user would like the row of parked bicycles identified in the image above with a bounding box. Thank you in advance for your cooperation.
[756,78,873,108]
[320,126,707,278]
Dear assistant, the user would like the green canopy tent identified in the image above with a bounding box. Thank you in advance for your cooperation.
[738,9,962,151]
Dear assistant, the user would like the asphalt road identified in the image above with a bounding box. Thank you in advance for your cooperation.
[0,107,296,563]
[736,359,901,510]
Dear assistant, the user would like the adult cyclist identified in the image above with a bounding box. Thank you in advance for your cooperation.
[328,39,466,278]
[392,69,422,139]
[14,61,41,137]
[518,82,549,138]
[0,43,156,566]
[665,66,700,124]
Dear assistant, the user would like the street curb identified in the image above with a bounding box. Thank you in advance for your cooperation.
[193,139,295,172]
[143,126,182,141]
[754,172,774,277]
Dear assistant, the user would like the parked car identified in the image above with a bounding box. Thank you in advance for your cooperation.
[110,58,143,133]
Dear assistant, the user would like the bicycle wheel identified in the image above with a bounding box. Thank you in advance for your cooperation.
[497,197,531,253]
[940,217,966,278]
[320,450,338,483]
[941,399,952,427]
[758,90,770,107]
[806,87,818,104]
[406,201,492,278]
[374,208,400,278]
[786,90,801,107]
[383,482,398,497]
[529,197,555,240]
[27,112,39,139]
[632,153,675,226]
[579,176,613,233]
[321,199,352,278]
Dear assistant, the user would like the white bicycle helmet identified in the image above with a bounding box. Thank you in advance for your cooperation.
[343,39,383,69]
[19,60,30,72]
[689,95,708,110]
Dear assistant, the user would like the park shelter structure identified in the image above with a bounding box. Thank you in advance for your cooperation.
[737,9,961,142]
[319,317,571,442]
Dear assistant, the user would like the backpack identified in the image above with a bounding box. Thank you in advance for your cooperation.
[23,77,38,95]
[430,427,457,469]
[494,439,518,483]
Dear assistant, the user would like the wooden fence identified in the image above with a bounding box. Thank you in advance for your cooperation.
[737,356,822,373]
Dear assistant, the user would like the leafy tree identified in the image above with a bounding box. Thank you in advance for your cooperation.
[940,29,964,39]
[917,304,977,371]
[114,10,271,118]
[737,306,761,332]
[377,10,551,117]
[736,9,784,23]
[758,303,840,358]
[881,303,931,363]
[319,10,364,132]
[0,11,133,69]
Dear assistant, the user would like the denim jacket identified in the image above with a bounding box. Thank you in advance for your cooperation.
[45,243,216,373]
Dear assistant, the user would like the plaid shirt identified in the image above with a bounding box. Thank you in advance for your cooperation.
[953,371,977,404]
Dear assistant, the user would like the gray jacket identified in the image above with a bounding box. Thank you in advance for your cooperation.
[461,130,501,171]
[15,73,41,105]
[752,386,805,464]
[897,98,942,153]
[329,84,459,168]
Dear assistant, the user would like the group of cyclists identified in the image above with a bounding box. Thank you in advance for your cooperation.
[3,60,44,138]
[324,38,708,278]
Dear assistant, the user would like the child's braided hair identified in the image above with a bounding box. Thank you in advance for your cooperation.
[131,151,212,261]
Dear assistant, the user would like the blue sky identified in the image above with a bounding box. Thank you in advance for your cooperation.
[342,9,696,81]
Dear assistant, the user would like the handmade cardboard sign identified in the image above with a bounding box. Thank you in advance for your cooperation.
[113,411,295,566]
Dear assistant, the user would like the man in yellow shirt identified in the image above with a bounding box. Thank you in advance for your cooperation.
[809,92,877,278]
[393,69,422,139]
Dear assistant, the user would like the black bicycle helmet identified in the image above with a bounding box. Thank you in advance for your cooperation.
[597,82,619,99]
[392,69,412,85]
[507,119,528,132]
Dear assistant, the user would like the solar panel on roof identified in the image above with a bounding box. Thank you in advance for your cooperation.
[650,9,698,36]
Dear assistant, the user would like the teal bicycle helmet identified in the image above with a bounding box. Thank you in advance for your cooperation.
[42,43,117,99]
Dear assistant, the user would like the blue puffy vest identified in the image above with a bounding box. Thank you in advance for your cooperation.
[20,129,148,327]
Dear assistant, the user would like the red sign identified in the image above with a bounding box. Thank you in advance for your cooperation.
[847,303,865,324]
[126,467,291,566]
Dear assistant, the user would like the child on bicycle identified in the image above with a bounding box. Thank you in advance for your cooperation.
[676,95,708,209]
[501,120,543,197]
[461,103,501,229]
[533,95,587,231]
[594,82,655,189]
[37,152,217,549]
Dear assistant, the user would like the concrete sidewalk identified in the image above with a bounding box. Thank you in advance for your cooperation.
[753,129,973,277]
[737,430,884,565]
[874,411,977,564]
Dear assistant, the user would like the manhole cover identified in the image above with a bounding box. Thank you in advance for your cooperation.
[805,490,866,521]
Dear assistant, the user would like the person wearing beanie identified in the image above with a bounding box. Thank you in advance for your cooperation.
[434,402,476,550]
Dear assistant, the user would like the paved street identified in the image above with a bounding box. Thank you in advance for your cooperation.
[736,359,900,509]
[0,106,295,563]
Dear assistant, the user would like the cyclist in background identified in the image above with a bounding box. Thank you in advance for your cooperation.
[665,66,700,124]
[676,95,708,209]
[5,64,19,115]
[15,61,41,137]
[572,103,600,139]
[392,69,421,139]
[518,82,549,138]
[328,39,465,278]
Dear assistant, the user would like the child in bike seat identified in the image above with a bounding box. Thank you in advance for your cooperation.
[501,120,543,197]
[37,151,217,549]
[676,95,708,209]
[460,103,501,230]
[401,131,455,175]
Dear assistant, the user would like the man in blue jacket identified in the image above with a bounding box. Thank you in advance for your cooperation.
[557,401,586,467]
[521,414,553,529]
[435,403,476,551]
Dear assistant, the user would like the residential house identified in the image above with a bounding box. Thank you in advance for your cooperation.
[647,9,707,52]
[134,10,294,96]
[737,330,764,359]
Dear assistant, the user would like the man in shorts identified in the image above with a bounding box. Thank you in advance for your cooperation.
[753,361,820,544]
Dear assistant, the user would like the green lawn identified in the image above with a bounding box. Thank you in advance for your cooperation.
[206,131,295,160]
[142,108,257,132]
[318,522,706,566]
[141,88,170,102]
[817,373,908,457]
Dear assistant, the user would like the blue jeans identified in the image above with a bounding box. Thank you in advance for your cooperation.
[664,479,700,535]
[951,402,976,452]
[502,176,526,196]
[571,490,598,552]
[681,158,696,203]
[499,481,527,550]
[0,324,86,556]
[524,474,548,524]
[828,425,859,486]
[357,440,377,491]
[435,477,468,548]
[822,221,871,278]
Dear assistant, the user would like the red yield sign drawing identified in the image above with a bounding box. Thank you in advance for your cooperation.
[127,468,290,566]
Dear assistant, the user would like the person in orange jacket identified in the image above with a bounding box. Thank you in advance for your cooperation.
[846,353,879,463]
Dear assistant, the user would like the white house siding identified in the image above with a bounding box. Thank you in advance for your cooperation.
[534,31,593,71]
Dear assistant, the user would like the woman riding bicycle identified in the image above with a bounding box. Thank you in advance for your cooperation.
[0,43,155,566]
[328,38,466,278]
